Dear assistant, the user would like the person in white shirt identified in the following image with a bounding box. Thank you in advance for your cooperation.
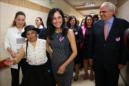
[4,11,26,86]
[5,25,56,86]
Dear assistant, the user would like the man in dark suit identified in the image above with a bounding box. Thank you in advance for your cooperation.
[89,2,129,86]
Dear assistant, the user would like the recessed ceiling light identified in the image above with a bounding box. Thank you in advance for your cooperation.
[84,2,95,7]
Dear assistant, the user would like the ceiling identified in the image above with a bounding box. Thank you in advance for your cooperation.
[64,0,118,16]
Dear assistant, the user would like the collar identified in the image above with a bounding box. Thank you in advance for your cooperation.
[39,25,44,29]
[105,17,114,24]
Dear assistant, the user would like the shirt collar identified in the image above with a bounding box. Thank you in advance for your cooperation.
[105,17,114,24]
[39,25,44,29]
[14,26,24,32]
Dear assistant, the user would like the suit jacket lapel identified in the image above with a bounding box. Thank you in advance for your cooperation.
[100,21,105,41]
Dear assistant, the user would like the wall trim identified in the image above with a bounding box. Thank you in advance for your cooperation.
[117,0,128,7]
[0,0,50,13]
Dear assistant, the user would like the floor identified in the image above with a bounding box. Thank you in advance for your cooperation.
[72,70,95,86]
[0,68,126,86]
[72,78,95,86]
[71,70,125,86]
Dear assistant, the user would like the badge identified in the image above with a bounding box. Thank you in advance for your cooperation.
[115,37,120,42]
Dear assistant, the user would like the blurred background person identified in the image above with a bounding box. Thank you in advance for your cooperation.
[64,15,69,28]
[82,15,94,80]
[35,17,47,39]
[67,16,80,81]
[67,16,80,32]
[93,14,99,23]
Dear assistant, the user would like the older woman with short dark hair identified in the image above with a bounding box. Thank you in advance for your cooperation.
[6,25,56,86]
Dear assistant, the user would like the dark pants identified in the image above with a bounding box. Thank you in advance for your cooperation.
[94,63,120,86]
[20,60,56,86]
[11,59,27,86]
[11,68,20,86]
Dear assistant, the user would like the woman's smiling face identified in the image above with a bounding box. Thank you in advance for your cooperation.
[52,11,63,29]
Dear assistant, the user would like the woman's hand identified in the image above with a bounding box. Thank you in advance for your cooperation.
[7,48,16,58]
[57,64,66,74]
[4,58,13,66]
[10,51,16,58]
[118,64,125,69]
[49,48,53,57]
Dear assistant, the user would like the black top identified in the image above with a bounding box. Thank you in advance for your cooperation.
[38,27,47,39]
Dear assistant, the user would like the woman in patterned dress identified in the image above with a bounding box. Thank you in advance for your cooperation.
[46,8,77,86]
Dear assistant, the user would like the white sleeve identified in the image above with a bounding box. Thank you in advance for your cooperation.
[23,42,26,52]
[4,29,11,50]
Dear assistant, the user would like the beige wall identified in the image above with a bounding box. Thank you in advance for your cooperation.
[28,0,51,8]
[117,0,129,21]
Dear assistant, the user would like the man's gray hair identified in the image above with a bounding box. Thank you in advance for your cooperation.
[101,2,116,13]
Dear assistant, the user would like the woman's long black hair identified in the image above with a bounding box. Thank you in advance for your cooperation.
[46,8,68,40]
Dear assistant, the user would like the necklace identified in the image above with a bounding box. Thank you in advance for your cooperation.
[56,33,61,39]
